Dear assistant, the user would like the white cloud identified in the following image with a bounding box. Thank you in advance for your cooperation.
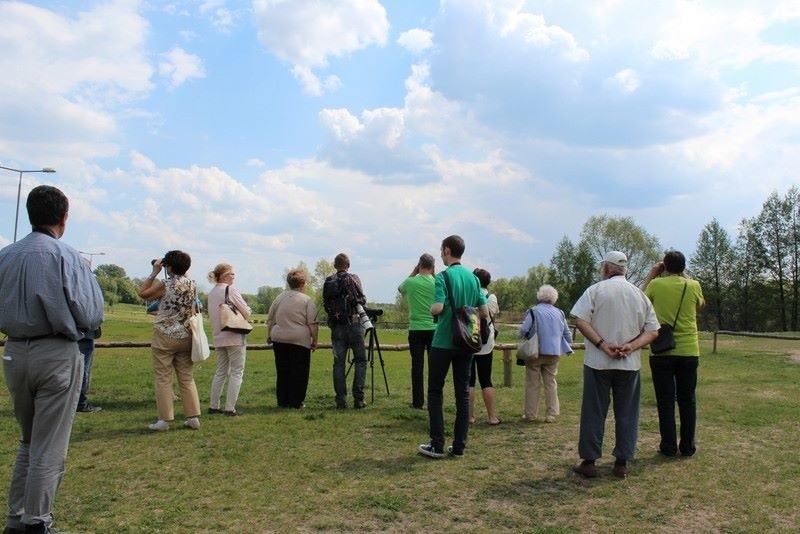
[158,47,206,89]
[397,29,434,54]
[253,0,389,94]
[607,68,640,94]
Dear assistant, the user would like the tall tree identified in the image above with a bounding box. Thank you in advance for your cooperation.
[752,192,791,330]
[578,215,662,286]
[549,237,595,312]
[690,218,735,330]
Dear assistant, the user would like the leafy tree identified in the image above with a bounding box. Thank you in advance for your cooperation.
[729,218,768,331]
[690,218,735,330]
[752,192,792,330]
[94,263,143,305]
[254,285,283,315]
[578,215,661,286]
[95,264,127,279]
[549,237,596,312]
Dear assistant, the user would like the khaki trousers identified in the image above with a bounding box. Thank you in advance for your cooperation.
[524,355,560,419]
[151,329,200,421]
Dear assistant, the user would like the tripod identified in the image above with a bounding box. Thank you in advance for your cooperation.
[346,322,390,403]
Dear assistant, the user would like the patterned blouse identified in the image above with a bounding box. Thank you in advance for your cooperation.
[154,276,196,339]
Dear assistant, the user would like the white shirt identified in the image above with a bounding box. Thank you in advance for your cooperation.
[570,275,659,371]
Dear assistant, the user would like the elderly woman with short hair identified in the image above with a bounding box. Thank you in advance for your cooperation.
[519,284,573,423]
[267,268,319,408]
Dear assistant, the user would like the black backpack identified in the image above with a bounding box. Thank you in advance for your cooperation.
[323,272,361,325]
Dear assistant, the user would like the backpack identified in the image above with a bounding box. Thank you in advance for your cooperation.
[323,272,363,325]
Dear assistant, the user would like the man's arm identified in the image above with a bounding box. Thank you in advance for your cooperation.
[573,317,623,359]
[431,302,444,316]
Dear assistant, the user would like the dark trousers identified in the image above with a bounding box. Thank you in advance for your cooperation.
[408,330,433,408]
[427,346,473,454]
[649,356,699,456]
[578,366,641,462]
[273,342,312,408]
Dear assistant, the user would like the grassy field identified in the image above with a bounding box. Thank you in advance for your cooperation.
[1,305,799,533]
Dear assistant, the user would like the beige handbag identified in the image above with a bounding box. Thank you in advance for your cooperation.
[220,286,253,334]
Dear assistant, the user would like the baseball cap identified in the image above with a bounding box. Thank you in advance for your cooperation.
[601,251,628,267]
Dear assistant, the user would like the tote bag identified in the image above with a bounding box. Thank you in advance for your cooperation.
[189,312,210,362]
[516,308,539,361]
[220,287,253,334]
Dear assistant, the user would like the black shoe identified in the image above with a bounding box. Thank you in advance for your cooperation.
[3,526,25,534]
[409,403,424,410]
[354,399,367,409]
[208,407,224,414]
[224,410,241,417]
[76,404,102,413]
[612,460,629,478]
[572,460,598,478]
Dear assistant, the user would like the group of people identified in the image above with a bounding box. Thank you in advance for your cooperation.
[0,184,704,533]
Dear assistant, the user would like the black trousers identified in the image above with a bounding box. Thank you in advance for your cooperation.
[649,356,699,456]
[273,342,312,408]
[408,330,434,408]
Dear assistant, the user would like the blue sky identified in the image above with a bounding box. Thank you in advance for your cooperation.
[1,0,799,302]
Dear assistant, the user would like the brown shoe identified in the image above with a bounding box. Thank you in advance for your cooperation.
[572,460,598,478]
[612,461,629,478]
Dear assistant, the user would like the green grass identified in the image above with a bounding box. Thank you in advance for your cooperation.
[1,307,799,532]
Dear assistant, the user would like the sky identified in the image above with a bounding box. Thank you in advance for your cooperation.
[1,0,799,303]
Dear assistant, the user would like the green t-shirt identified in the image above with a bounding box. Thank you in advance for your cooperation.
[398,274,436,331]
[431,264,487,350]
[645,275,705,356]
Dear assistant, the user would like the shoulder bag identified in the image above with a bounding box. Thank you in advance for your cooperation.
[516,308,539,362]
[189,287,210,362]
[442,270,482,353]
[220,286,253,334]
[650,281,688,355]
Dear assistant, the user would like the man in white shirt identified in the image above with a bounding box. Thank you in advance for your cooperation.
[570,251,659,479]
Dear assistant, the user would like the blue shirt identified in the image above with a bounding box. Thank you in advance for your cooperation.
[0,231,104,341]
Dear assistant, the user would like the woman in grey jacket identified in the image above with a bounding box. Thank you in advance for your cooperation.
[519,285,573,423]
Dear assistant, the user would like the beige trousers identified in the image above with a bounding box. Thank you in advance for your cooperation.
[524,355,560,419]
[151,329,201,421]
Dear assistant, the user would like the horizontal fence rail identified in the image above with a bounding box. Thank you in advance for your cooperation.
[712,330,800,353]
[0,339,586,388]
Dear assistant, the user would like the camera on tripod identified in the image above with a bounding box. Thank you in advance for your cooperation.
[356,305,383,331]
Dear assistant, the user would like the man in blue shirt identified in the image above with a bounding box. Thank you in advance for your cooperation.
[418,235,488,458]
[0,185,104,534]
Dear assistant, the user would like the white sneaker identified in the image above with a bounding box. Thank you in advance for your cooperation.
[148,420,169,431]
[544,415,557,423]
[184,417,200,430]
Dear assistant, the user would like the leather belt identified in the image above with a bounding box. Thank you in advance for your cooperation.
[6,333,70,342]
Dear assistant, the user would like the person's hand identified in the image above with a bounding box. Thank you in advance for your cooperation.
[649,261,665,277]
[310,340,318,351]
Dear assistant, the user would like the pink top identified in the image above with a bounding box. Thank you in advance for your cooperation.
[207,282,252,347]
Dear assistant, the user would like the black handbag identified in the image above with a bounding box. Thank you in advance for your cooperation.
[650,281,687,355]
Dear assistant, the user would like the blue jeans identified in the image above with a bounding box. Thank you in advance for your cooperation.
[578,366,641,462]
[427,346,473,454]
[408,330,433,408]
[331,322,366,406]
[649,356,699,456]
[77,338,95,409]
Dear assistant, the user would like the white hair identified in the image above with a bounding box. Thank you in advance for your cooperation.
[537,284,559,304]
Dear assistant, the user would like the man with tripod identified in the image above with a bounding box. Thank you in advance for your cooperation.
[323,253,368,409]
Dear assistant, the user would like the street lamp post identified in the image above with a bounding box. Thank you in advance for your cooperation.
[0,165,57,242]
[79,251,106,269]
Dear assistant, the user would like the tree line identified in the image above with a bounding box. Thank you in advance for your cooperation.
[96,186,799,333]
